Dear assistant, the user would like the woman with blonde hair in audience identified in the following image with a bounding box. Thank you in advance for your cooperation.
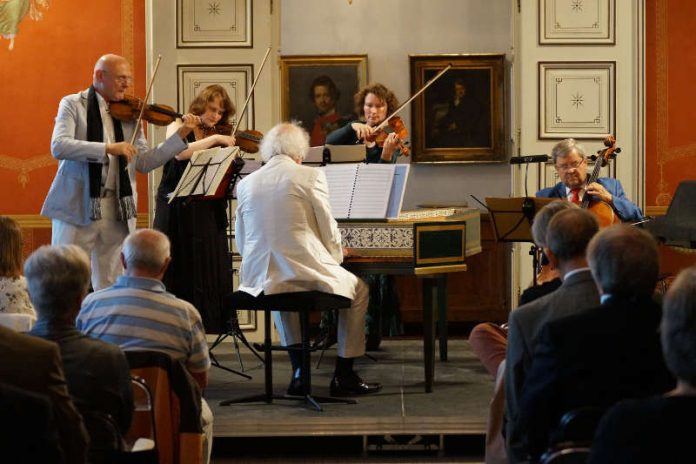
[0,216,35,321]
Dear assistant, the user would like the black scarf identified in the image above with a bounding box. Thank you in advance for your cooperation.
[86,85,136,221]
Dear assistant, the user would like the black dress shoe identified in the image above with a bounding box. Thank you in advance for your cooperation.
[286,377,305,396]
[329,373,382,397]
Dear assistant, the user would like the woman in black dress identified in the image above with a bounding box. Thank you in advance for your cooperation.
[153,85,237,333]
[321,83,405,349]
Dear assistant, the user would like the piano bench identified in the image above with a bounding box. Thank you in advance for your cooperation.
[219,291,355,411]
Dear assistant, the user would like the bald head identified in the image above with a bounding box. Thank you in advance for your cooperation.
[121,229,171,278]
[93,54,132,102]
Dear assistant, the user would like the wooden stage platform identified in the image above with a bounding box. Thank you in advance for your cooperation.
[205,338,491,462]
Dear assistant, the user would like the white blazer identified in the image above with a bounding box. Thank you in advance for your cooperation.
[41,88,187,231]
[235,155,358,299]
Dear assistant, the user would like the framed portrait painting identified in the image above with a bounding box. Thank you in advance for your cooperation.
[280,55,368,146]
[410,54,506,163]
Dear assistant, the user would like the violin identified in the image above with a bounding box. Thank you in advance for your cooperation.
[111,98,262,153]
[109,96,182,127]
[207,123,262,154]
[365,116,411,157]
[581,134,621,228]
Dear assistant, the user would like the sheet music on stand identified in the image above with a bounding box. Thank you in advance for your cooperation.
[168,146,240,203]
[320,163,409,219]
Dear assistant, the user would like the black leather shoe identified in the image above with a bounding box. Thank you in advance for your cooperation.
[286,377,305,396]
[329,373,382,397]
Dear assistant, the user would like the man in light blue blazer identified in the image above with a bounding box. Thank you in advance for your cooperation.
[41,54,200,290]
[537,138,643,223]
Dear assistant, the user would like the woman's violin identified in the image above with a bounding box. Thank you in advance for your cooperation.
[110,97,263,153]
[207,123,262,154]
[365,116,411,157]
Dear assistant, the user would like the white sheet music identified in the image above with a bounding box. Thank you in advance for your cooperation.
[320,163,404,219]
[386,164,410,218]
[322,164,358,218]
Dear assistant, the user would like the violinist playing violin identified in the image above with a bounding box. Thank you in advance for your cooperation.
[152,84,237,333]
[325,83,405,163]
[320,83,405,351]
[42,53,200,291]
[537,138,643,224]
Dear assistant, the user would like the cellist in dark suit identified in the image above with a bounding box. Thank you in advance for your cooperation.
[537,138,643,223]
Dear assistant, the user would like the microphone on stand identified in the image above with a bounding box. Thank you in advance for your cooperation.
[509,154,549,164]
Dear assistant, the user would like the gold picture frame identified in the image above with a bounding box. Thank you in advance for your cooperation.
[280,55,368,145]
[410,54,506,163]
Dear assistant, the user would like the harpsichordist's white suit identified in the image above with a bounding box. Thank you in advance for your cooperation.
[235,154,368,358]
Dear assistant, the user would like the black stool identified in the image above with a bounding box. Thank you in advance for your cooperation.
[219,291,356,411]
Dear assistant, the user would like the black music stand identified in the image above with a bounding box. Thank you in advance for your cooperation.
[483,196,556,286]
[208,157,265,378]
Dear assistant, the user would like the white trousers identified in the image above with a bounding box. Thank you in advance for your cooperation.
[273,278,369,359]
[51,199,128,291]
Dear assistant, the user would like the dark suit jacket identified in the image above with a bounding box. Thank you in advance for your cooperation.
[0,325,88,463]
[505,269,600,463]
[537,178,643,223]
[518,296,674,461]
[0,381,63,463]
[29,321,134,439]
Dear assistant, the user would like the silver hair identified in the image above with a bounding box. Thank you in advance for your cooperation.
[546,208,599,262]
[551,138,587,164]
[587,224,659,298]
[530,200,576,248]
[661,266,696,386]
[24,245,91,318]
[122,229,171,274]
[259,122,309,163]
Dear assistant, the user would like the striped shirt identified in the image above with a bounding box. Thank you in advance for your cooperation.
[77,275,210,373]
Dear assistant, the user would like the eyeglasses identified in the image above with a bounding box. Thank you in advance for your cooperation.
[103,71,133,84]
[555,158,584,171]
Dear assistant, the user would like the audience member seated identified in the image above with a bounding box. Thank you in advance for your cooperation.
[469,200,573,378]
[505,208,600,463]
[0,216,36,324]
[589,265,696,464]
[25,244,134,462]
[76,228,213,463]
[0,324,88,463]
[518,225,675,462]
[0,381,63,463]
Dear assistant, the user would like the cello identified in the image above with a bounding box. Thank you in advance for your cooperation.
[581,135,622,228]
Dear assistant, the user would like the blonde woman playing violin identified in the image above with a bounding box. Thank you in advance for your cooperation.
[153,84,238,334]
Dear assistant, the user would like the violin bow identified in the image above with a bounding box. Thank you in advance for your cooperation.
[374,64,452,131]
[232,47,272,139]
[128,54,163,146]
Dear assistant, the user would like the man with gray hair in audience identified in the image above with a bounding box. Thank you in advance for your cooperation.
[519,225,674,462]
[76,228,213,462]
[589,265,696,463]
[26,244,133,461]
[505,208,600,463]
[235,121,381,397]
